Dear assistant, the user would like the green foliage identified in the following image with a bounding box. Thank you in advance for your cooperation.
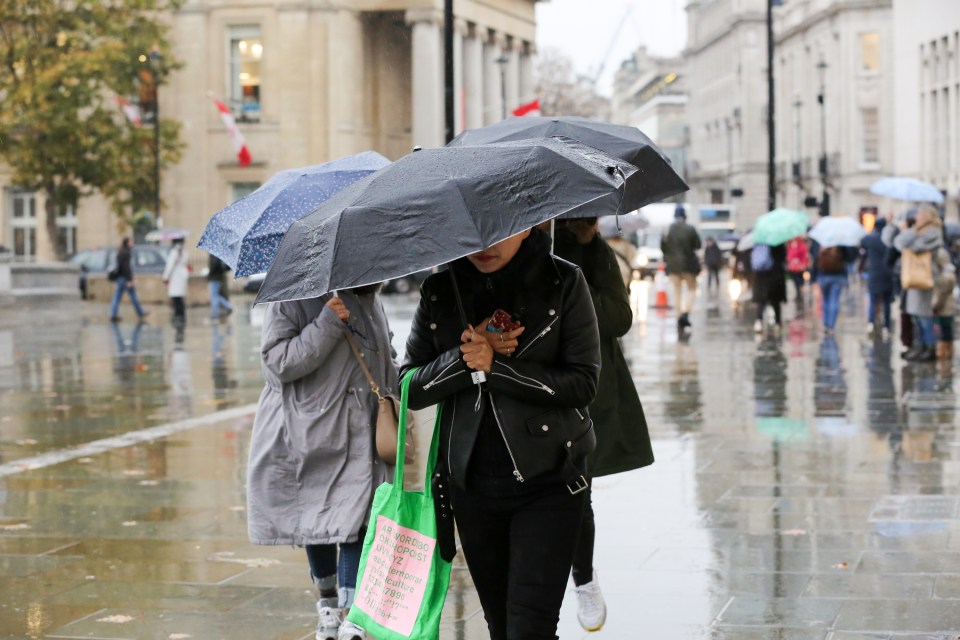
[0,0,184,257]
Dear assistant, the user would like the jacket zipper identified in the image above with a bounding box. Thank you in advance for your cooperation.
[491,363,555,395]
[446,399,457,473]
[488,393,524,482]
[515,317,559,359]
[423,360,465,390]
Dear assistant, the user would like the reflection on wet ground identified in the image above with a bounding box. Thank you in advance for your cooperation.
[3,282,960,639]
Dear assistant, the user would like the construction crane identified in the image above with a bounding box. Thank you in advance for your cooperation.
[589,4,639,87]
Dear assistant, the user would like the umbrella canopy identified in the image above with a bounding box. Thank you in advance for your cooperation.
[255,137,636,305]
[870,177,944,203]
[808,216,866,248]
[752,208,809,246]
[598,212,648,238]
[736,231,755,252]
[447,116,687,213]
[198,151,390,276]
[145,228,190,242]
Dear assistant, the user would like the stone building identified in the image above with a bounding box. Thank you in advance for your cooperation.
[773,0,893,221]
[684,0,770,231]
[892,0,960,219]
[0,0,538,263]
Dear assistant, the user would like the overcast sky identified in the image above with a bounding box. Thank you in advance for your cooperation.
[535,0,688,96]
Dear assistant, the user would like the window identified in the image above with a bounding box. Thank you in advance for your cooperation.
[56,203,77,257]
[710,189,724,204]
[229,25,262,122]
[7,190,36,261]
[860,107,880,165]
[231,182,261,202]
[860,33,880,73]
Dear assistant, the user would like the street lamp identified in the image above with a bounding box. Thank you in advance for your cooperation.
[496,53,509,120]
[792,97,803,191]
[816,58,830,217]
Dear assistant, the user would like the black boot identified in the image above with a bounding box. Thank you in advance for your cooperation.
[907,345,936,362]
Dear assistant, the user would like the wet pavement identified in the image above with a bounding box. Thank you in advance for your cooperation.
[3,280,960,639]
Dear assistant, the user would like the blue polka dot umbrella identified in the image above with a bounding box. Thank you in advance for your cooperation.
[198,151,390,277]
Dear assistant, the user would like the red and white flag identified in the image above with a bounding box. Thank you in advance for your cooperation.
[512,99,541,117]
[211,97,252,167]
[116,96,142,127]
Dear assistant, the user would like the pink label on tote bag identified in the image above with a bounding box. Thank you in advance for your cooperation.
[356,515,436,636]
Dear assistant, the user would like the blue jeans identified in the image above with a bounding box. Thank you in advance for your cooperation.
[208,281,233,318]
[868,292,893,329]
[819,274,847,329]
[916,316,936,346]
[109,277,145,318]
[306,540,363,606]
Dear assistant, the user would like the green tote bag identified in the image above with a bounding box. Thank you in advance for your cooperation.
[346,369,451,640]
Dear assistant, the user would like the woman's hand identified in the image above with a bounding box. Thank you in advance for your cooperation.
[460,324,494,374]
[326,297,350,321]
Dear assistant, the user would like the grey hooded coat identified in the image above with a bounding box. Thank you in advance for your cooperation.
[894,224,944,317]
[247,293,396,546]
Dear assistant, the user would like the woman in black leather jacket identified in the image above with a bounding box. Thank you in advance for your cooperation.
[400,226,600,640]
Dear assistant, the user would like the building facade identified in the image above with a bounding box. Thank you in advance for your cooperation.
[0,0,538,263]
[893,0,960,219]
[774,0,893,222]
[684,0,770,231]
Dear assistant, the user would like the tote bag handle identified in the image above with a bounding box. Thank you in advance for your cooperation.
[394,369,440,499]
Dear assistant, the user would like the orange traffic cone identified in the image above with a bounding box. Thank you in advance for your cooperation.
[652,263,671,309]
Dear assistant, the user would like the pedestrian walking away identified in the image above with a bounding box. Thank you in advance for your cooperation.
[207,254,234,320]
[553,219,654,632]
[401,227,601,640]
[247,287,396,640]
[162,238,190,327]
[661,205,701,334]
[813,242,853,334]
[704,237,723,292]
[894,204,943,362]
[860,218,894,336]
[785,236,809,301]
[751,243,787,334]
[108,237,148,322]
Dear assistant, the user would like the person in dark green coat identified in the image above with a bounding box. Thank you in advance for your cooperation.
[553,218,655,632]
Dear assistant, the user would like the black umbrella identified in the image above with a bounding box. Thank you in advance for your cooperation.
[447,116,688,212]
[254,137,636,305]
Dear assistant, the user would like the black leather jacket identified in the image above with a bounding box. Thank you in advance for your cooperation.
[400,233,601,492]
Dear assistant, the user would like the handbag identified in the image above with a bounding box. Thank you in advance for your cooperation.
[345,331,415,465]
[901,249,934,290]
[346,369,451,640]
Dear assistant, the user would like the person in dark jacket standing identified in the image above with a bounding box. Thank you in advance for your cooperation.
[703,237,724,292]
[751,244,787,334]
[401,227,600,640]
[553,218,654,632]
[661,206,701,333]
[860,218,894,336]
[207,254,234,320]
[109,237,148,322]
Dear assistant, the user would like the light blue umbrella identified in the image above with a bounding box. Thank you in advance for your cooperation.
[809,216,866,248]
[199,151,390,276]
[870,177,944,203]
[752,208,809,246]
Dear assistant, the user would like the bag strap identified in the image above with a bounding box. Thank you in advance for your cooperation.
[395,368,442,497]
[344,331,385,402]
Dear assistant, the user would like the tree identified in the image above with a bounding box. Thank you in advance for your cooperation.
[535,48,611,121]
[0,0,184,259]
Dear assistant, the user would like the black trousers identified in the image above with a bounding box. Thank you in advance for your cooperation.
[171,297,185,325]
[571,484,595,587]
[451,480,586,640]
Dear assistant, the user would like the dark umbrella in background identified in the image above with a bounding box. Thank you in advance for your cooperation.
[254,137,636,306]
[447,116,688,212]
[198,151,390,276]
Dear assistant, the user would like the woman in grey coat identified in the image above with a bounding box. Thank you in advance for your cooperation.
[247,286,396,640]
[894,205,943,362]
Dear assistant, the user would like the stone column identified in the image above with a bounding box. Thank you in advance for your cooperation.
[406,9,444,148]
[504,38,520,117]
[519,42,535,105]
[453,19,467,136]
[463,24,484,130]
[483,31,505,125]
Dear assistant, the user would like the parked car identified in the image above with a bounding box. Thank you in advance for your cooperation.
[68,245,169,299]
[242,268,434,297]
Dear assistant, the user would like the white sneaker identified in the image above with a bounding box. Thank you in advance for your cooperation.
[575,572,607,632]
[753,319,763,333]
[316,605,342,640]
[338,620,367,640]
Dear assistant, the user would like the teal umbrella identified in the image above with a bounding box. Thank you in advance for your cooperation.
[752,208,809,246]
[756,417,809,441]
